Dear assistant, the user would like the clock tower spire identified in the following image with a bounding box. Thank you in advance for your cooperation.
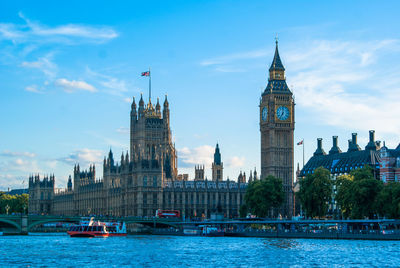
[259,41,294,218]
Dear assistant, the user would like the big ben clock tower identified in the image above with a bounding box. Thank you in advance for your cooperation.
[260,40,294,218]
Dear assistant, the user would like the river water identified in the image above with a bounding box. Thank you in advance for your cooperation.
[0,233,399,267]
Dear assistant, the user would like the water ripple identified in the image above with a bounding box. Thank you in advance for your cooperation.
[0,234,399,267]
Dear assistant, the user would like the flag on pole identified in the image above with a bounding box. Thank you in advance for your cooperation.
[141,71,150,76]
[297,140,303,145]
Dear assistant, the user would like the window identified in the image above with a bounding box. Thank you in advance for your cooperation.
[153,176,157,187]
[143,176,147,187]
[143,193,147,204]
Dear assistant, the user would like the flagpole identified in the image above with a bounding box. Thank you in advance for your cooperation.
[149,67,151,101]
[302,138,305,168]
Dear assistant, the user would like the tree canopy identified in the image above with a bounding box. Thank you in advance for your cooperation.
[336,166,383,219]
[298,167,332,218]
[243,175,284,218]
[0,193,29,214]
[375,182,400,218]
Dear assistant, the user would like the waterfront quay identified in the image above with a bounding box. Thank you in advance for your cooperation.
[2,214,400,240]
[153,219,400,240]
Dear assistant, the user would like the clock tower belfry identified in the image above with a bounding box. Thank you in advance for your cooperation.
[260,41,294,218]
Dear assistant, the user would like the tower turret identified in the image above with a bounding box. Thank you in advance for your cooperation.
[131,96,137,120]
[138,94,145,118]
[108,149,114,167]
[163,95,169,122]
[67,175,72,191]
[260,40,294,218]
[269,40,285,81]
[121,152,125,166]
[156,97,161,113]
[212,143,223,181]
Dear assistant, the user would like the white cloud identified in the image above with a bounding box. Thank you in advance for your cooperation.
[178,145,214,168]
[21,53,57,79]
[1,150,36,158]
[55,78,96,93]
[25,85,43,94]
[200,49,268,66]
[227,156,245,168]
[201,39,400,141]
[214,66,246,73]
[0,174,25,190]
[284,39,400,136]
[59,148,103,165]
[116,127,129,134]
[86,67,130,96]
[0,12,118,44]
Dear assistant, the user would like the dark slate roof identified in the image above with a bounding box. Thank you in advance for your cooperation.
[395,143,400,151]
[6,189,28,195]
[269,43,285,71]
[264,80,291,94]
[300,149,380,177]
[387,148,400,158]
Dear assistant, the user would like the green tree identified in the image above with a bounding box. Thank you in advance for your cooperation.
[335,174,353,218]
[239,204,248,218]
[298,167,332,218]
[335,166,382,219]
[0,194,29,214]
[244,176,284,218]
[350,166,382,219]
[375,182,400,218]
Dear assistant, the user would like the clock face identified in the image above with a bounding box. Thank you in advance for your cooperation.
[262,107,268,121]
[276,106,290,121]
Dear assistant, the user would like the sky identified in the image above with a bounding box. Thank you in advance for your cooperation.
[1,0,400,190]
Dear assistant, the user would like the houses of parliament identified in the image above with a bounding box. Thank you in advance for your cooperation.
[29,42,294,218]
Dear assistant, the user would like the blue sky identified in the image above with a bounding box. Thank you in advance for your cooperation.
[1,0,400,190]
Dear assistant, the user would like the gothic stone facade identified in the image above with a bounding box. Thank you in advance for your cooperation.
[260,41,295,218]
[29,96,248,218]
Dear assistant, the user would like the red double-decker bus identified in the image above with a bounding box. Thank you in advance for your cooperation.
[155,209,180,218]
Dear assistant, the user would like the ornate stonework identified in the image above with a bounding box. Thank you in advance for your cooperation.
[29,96,248,218]
[260,41,294,218]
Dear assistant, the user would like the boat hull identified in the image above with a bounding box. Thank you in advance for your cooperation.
[67,231,109,238]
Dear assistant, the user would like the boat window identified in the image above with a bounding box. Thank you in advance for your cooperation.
[89,226,93,232]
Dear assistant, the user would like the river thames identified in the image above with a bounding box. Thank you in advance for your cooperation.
[1,234,400,267]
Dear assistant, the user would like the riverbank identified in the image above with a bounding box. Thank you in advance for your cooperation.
[151,229,400,240]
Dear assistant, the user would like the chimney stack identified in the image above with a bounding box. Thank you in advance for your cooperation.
[329,136,342,155]
[313,138,326,156]
[365,130,378,151]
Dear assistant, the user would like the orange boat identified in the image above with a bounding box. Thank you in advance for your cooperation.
[67,217,127,238]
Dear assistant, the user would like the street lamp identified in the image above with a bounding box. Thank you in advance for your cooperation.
[5,204,10,215]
